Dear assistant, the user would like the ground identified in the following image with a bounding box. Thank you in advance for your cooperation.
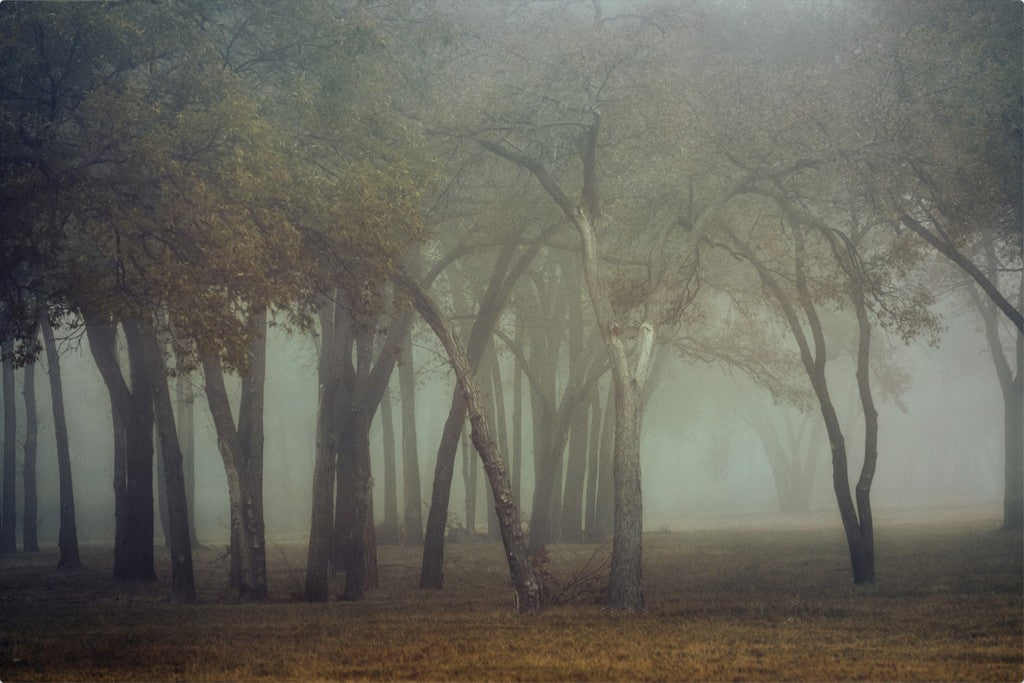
[0,516,1020,681]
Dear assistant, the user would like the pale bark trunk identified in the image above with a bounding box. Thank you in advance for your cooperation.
[607,381,645,609]
[41,319,80,568]
[22,359,38,552]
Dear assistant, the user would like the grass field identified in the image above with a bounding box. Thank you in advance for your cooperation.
[0,517,1020,681]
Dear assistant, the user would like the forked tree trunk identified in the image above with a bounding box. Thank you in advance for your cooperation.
[41,319,80,568]
[399,336,423,545]
[87,320,159,581]
[1,338,16,553]
[202,309,268,600]
[22,359,38,552]
[394,271,541,613]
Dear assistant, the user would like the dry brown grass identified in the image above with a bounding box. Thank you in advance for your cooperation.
[0,518,1020,681]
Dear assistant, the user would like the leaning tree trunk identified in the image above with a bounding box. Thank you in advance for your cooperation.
[1,338,16,553]
[394,271,541,613]
[22,359,38,552]
[41,318,80,568]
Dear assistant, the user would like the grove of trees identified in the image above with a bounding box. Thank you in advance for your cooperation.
[1,0,1019,614]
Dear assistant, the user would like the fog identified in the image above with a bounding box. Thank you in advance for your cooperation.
[0,293,1003,549]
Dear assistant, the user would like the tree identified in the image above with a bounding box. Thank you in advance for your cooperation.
[393,270,541,613]
[40,317,79,568]
[21,353,37,551]
[1,335,15,553]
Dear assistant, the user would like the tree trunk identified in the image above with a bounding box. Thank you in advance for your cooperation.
[379,386,400,543]
[154,424,171,547]
[1003,380,1023,530]
[305,301,342,602]
[583,385,602,541]
[394,271,541,612]
[119,322,158,581]
[511,318,524,510]
[87,320,158,581]
[561,397,588,542]
[143,329,196,602]
[203,309,268,600]
[486,349,506,539]
[399,336,423,546]
[175,371,198,547]
[593,382,615,540]
[416,229,555,590]
[461,429,477,534]
[41,319,80,568]
[22,359,38,552]
[606,380,646,610]
[334,404,379,600]
[1,338,16,553]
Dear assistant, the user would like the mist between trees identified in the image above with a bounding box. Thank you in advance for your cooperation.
[0,0,1020,612]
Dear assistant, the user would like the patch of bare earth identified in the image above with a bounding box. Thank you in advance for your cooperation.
[0,517,1020,681]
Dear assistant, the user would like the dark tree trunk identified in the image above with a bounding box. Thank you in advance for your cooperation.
[22,359,38,552]
[154,424,171,547]
[1,338,16,553]
[379,386,401,543]
[394,271,541,612]
[175,372,198,547]
[305,299,342,602]
[399,336,423,546]
[143,329,196,602]
[461,429,477,534]
[41,319,80,568]
[118,322,158,581]
[87,320,158,581]
[334,403,379,600]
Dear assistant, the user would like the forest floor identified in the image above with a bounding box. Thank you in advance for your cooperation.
[0,516,1020,681]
